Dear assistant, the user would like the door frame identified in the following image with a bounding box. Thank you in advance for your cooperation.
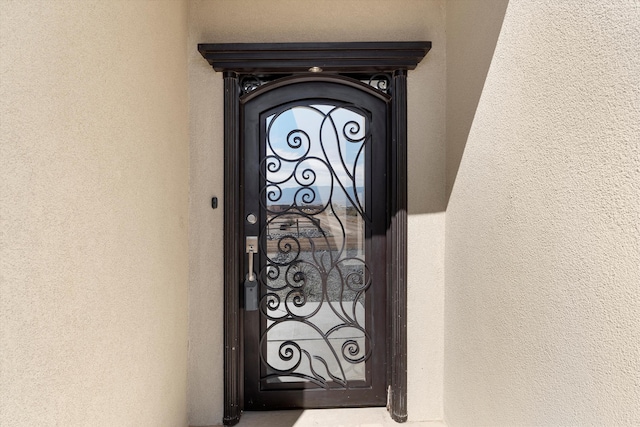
[197,42,431,425]
[242,77,390,410]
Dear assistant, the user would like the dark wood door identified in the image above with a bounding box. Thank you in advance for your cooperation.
[241,77,390,410]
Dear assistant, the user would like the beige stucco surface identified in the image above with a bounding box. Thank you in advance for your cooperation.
[445,0,508,201]
[188,1,445,424]
[2,1,637,425]
[445,1,640,426]
[0,1,189,425]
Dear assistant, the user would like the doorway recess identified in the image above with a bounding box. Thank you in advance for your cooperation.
[198,42,430,425]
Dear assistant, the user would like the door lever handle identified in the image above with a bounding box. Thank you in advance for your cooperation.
[246,236,258,281]
[245,236,259,311]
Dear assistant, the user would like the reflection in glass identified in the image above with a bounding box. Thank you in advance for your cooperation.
[259,104,371,387]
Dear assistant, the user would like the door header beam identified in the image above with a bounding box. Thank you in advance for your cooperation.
[197,42,431,74]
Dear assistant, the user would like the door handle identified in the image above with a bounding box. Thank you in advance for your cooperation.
[246,236,258,281]
[245,236,259,311]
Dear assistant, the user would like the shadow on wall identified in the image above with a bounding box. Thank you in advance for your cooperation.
[446,0,509,204]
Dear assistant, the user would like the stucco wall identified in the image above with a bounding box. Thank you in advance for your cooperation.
[187,0,445,424]
[445,0,508,201]
[0,1,189,425]
[445,1,640,426]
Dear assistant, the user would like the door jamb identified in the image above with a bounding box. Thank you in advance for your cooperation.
[197,42,431,425]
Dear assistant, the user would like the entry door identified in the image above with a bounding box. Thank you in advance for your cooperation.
[242,78,389,410]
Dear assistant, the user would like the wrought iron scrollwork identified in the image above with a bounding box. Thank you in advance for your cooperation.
[366,73,391,94]
[258,103,372,388]
[240,73,391,96]
[239,75,267,95]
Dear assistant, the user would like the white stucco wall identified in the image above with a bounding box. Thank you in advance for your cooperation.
[445,1,640,426]
[0,1,190,425]
[187,1,445,424]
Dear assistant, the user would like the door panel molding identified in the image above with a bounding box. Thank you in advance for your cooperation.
[199,43,430,426]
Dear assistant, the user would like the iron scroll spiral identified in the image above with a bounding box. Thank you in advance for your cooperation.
[257,103,373,388]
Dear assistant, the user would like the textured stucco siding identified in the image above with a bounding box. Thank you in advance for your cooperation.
[445,1,640,425]
[187,0,445,424]
[3,0,636,425]
[0,1,190,425]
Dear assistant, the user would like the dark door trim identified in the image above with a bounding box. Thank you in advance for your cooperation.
[198,42,431,425]
[242,78,389,410]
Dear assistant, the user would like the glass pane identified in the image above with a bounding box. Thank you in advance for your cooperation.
[261,104,370,386]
